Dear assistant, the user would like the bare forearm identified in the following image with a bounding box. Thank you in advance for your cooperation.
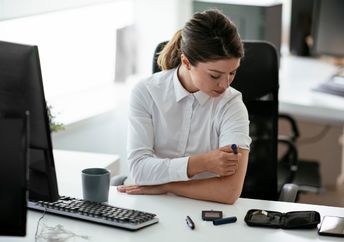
[165,149,249,204]
[162,176,241,204]
[118,150,249,204]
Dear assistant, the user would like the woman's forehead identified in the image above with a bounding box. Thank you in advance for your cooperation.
[197,58,240,72]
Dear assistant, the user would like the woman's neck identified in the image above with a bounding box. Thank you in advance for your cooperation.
[177,64,198,93]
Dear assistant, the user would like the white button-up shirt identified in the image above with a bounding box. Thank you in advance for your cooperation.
[127,68,251,185]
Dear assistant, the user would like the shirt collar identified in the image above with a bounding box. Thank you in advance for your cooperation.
[173,68,210,106]
[173,67,190,102]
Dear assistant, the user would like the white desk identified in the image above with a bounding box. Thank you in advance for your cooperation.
[2,192,344,241]
[279,55,344,125]
[1,152,343,242]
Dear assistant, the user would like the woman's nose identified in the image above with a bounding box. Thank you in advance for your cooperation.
[219,75,231,88]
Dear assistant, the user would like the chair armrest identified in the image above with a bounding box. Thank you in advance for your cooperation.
[279,113,300,141]
[110,175,128,186]
[279,183,299,202]
[278,137,298,171]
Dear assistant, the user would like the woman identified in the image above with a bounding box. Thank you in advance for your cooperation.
[117,9,251,204]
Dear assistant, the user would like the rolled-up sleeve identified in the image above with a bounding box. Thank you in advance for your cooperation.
[218,95,251,150]
[127,81,190,185]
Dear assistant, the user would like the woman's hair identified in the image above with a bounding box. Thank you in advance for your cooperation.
[157,9,244,70]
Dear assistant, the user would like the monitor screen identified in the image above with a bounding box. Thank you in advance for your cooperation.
[0,40,59,202]
[0,112,29,236]
[312,0,344,57]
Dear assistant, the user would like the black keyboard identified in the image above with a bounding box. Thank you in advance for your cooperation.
[28,196,159,231]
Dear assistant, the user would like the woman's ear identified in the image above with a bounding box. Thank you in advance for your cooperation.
[181,54,191,70]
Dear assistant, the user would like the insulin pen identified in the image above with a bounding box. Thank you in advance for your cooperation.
[231,144,238,154]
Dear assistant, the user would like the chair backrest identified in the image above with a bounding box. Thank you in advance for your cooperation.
[152,41,168,74]
[233,41,279,200]
[152,41,279,201]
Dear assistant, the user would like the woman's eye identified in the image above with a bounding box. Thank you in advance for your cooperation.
[210,74,220,79]
[230,71,236,76]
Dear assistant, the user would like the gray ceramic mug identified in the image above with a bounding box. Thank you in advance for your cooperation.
[82,168,110,203]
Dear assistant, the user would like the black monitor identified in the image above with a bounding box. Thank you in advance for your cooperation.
[0,40,59,202]
[289,0,314,56]
[312,0,344,57]
[0,112,29,236]
[310,0,344,97]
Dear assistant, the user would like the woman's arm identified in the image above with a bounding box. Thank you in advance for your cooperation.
[166,149,248,204]
[118,148,249,204]
[128,81,190,185]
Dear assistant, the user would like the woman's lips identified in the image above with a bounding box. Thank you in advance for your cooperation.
[214,89,225,95]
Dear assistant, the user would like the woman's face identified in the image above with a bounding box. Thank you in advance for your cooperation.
[185,58,240,97]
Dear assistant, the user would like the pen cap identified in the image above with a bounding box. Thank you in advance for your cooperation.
[213,216,237,225]
[231,144,238,154]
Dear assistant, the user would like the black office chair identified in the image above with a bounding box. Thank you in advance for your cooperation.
[230,41,280,200]
[152,41,285,201]
[278,113,322,195]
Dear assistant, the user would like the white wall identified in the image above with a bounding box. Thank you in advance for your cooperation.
[134,0,192,76]
[0,0,117,20]
[0,0,134,124]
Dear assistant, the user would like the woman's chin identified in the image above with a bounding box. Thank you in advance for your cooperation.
[210,90,225,97]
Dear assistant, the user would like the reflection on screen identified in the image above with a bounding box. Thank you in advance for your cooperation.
[319,216,344,234]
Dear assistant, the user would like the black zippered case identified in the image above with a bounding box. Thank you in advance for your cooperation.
[244,209,320,229]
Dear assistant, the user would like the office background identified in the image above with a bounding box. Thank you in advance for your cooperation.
[0,0,343,206]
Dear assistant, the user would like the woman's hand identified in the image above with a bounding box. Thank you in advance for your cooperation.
[117,184,167,195]
[203,145,240,177]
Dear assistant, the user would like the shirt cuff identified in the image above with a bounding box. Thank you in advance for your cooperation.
[168,156,190,182]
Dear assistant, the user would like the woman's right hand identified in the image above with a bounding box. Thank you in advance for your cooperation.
[203,145,240,176]
[187,145,240,177]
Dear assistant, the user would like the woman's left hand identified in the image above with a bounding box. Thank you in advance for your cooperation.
[117,184,167,195]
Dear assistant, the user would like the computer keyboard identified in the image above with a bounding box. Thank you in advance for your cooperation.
[28,196,159,231]
[313,70,344,97]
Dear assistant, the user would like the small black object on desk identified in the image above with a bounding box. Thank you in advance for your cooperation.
[202,210,223,221]
[213,216,237,226]
[186,216,195,230]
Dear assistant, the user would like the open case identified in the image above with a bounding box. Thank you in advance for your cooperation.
[245,209,320,229]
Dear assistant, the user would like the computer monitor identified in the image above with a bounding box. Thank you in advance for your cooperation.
[312,0,344,57]
[310,0,344,97]
[0,40,59,202]
[289,0,314,56]
[0,112,29,236]
[193,0,282,56]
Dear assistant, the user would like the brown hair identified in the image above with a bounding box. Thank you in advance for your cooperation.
[157,9,244,70]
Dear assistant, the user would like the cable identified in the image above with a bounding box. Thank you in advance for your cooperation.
[34,207,90,241]
[298,125,331,145]
[35,208,47,241]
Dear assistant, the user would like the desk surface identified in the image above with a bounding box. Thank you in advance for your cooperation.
[1,150,343,242]
[2,192,343,242]
[279,56,344,125]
